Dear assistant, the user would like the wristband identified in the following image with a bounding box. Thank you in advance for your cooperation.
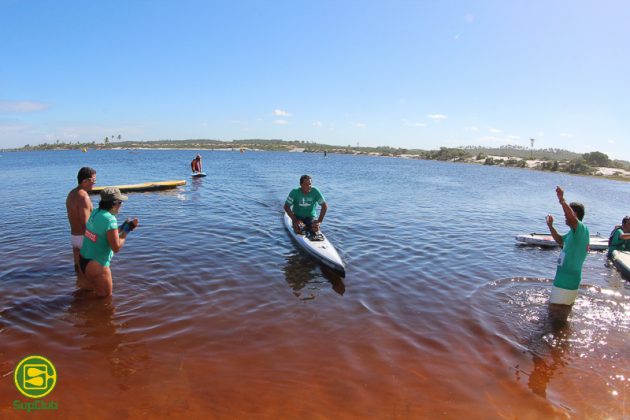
[120,221,133,233]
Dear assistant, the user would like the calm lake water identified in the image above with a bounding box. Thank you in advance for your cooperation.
[0,149,628,418]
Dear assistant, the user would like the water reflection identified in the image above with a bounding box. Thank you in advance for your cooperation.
[67,290,149,392]
[525,305,572,398]
[283,253,345,299]
[68,291,120,353]
[472,277,629,410]
[190,176,204,191]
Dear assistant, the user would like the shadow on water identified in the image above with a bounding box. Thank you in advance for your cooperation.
[282,254,345,299]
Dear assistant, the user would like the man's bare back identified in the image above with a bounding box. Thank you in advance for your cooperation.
[66,186,93,235]
[67,167,96,291]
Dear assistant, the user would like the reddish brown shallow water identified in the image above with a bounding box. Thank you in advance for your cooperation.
[1,151,628,418]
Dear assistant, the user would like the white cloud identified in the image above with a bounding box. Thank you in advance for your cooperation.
[607,139,616,144]
[454,34,460,40]
[560,132,573,138]
[312,121,323,127]
[403,119,426,127]
[508,135,520,140]
[488,128,501,133]
[0,101,49,113]
[465,13,475,23]
[428,114,447,120]
[355,123,366,128]
[273,109,292,117]
[464,126,479,131]
[273,119,288,125]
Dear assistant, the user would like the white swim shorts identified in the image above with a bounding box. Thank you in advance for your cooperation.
[550,285,578,306]
[71,234,84,249]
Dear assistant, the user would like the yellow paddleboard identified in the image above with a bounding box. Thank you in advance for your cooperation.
[89,180,186,194]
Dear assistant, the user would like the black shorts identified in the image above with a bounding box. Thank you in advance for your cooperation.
[296,216,316,234]
[79,255,93,273]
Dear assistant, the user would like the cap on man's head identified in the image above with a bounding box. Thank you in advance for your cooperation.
[623,216,630,224]
[196,154,201,159]
[100,187,128,202]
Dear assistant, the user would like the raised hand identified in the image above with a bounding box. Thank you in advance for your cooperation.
[546,214,554,227]
[556,186,564,202]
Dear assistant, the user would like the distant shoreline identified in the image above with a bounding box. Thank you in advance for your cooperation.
[4,141,630,182]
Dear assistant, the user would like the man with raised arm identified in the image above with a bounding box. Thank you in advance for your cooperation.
[66,167,96,289]
[545,186,590,308]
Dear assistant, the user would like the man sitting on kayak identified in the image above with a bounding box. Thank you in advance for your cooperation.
[284,174,327,241]
[608,216,630,257]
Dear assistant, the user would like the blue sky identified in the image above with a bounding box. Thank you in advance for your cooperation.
[1,0,629,159]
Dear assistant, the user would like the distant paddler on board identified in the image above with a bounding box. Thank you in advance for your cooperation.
[191,154,206,177]
[191,154,204,176]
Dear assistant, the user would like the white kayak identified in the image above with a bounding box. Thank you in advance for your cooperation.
[515,233,608,250]
[283,212,346,275]
[611,250,630,280]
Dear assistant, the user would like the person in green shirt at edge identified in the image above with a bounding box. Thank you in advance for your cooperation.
[79,187,139,297]
[545,186,589,319]
[607,216,630,258]
[284,174,327,241]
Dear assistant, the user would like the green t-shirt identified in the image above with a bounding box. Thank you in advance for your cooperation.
[285,187,325,218]
[608,228,629,255]
[80,209,118,267]
[553,220,590,290]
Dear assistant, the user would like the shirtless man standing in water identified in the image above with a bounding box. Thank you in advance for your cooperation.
[66,167,96,289]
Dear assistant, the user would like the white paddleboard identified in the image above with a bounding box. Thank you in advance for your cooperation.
[283,212,346,275]
[515,233,608,250]
[611,250,630,280]
[192,172,207,178]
